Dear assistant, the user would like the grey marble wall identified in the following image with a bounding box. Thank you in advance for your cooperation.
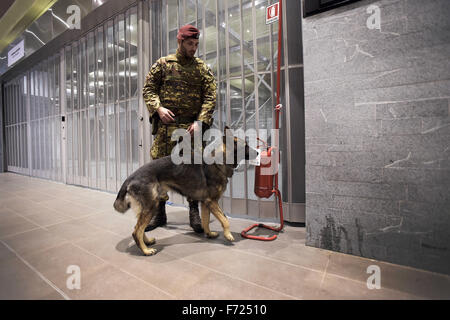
[302,0,450,274]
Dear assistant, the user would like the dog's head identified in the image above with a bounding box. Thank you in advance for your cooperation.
[222,126,259,167]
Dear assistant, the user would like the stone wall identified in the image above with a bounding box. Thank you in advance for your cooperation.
[302,0,450,274]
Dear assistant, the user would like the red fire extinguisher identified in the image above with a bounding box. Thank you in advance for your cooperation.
[241,106,284,241]
[254,145,278,199]
[241,0,285,241]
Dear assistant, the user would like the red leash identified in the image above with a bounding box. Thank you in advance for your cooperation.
[241,1,284,241]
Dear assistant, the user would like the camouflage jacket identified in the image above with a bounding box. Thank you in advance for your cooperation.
[143,49,217,128]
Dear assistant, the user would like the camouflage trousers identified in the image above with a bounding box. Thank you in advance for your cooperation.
[150,122,203,203]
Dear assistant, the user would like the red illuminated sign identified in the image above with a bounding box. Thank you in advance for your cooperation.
[266,3,279,25]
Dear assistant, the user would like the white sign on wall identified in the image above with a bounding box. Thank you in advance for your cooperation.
[266,3,280,25]
[8,39,25,67]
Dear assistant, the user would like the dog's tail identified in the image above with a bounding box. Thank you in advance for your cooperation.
[113,178,130,213]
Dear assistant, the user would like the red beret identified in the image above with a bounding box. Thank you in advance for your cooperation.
[177,24,200,40]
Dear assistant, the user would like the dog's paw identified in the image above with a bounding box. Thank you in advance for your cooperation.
[142,248,158,256]
[224,232,235,242]
[144,236,156,246]
[206,231,219,239]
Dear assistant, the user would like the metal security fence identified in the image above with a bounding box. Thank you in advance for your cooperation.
[4,55,62,180]
[4,75,28,175]
[64,6,139,192]
[2,0,304,222]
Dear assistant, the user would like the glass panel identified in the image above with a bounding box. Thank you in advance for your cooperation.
[90,107,97,185]
[130,98,139,173]
[43,60,49,118]
[242,0,253,76]
[125,12,130,100]
[80,38,88,111]
[81,109,88,179]
[119,101,127,182]
[150,0,163,62]
[204,0,217,76]
[88,32,96,108]
[24,123,28,168]
[65,46,72,113]
[168,0,179,54]
[45,117,51,172]
[259,73,272,130]
[185,0,197,26]
[73,111,79,179]
[116,15,126,101]
[67,113,73,181]
[97,26,106,184]
[255,0,270,72]
[129,8,138,98]
[96,26,105,105]
[106,21,114,103]
[39,118,44,172]
[98,104,106,182]
[72,42,79,111]
[228,0,241,78]
[48,58,54,118]
[107,103,116,185]
[245,73,257,200]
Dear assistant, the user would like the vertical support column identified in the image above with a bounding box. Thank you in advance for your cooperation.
[284,0,305,222]
[26,71,32,176]
[139,0,150,166]
[239,0,249,216]
[60,47,67,185]
[251,0,261,219]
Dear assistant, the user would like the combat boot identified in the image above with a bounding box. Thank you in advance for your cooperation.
[145,201,167,232]
[188,200,204,233]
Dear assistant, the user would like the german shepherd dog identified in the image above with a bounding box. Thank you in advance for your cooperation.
[113,127,259,256]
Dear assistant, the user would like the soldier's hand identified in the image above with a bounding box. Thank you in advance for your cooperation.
[188,121,200,136]
[157,107,175,124]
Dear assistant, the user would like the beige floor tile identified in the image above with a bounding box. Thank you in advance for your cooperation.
[65,264,173,300]
[326,251,450,299]
[39,198,102,218]
[177,271,295,300]
[46,219,111,243]
[0,213,40,239]
[80,197,116,212]
[75,231,291,299]
[233,236,330,273]
[2,197,35,212]
[0,255,64,300]
[8,202,68,218]
[316,273,423,300]
[24,242,108,294]
[1,228,69,257]
[161,240,324,299]
[0,241,16,261]
[13,190,59,203]
[23,210,72,227]
[79,212,138,237]
[0,208,19,221]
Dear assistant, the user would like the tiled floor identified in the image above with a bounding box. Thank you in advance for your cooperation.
[0,172,449,300]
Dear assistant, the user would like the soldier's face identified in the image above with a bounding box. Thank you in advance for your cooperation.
[180,38,199,58]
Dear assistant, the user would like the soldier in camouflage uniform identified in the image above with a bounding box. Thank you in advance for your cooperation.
[142,24,217,233]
